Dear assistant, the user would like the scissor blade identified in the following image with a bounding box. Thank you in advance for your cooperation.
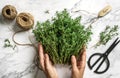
[105,38,119,55]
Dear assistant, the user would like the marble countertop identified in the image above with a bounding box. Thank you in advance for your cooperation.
[0,0,120,78]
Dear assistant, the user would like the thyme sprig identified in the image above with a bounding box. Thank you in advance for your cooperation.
[4,39,16,50]
[4,39,13,48]
[95,25,119,47]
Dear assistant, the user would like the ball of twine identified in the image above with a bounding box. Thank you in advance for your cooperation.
[16,12,34,30]
[2,5,17,20]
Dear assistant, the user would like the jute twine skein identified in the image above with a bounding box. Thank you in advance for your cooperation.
[16,12,34,30]
[2,5,17,20]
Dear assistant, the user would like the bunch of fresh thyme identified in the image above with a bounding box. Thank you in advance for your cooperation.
[33,9,92,64]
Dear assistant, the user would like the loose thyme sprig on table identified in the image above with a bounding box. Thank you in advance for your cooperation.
[4,39,13,48]
[33,9,92,64]
[4,39,16,50]
[95,25,119,47]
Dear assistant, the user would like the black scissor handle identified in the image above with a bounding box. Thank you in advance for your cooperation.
[94,57,110,74]
[88,53,102,69]
[87,53,110,74]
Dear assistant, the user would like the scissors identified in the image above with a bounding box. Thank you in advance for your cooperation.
[87,37,120,74]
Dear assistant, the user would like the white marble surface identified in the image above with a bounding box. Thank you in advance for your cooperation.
[0,0,120,78]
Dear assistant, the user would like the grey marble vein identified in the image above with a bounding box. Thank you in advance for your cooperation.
[1,63,37,78]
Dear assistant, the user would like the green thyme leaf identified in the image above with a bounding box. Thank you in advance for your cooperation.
[44,10,49,14]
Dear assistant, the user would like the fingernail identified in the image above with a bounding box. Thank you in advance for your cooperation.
[71,55,74,59]
[45,54,48,58]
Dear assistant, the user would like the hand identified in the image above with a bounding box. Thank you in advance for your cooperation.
[38,44,58,78]
[71,48,86,78]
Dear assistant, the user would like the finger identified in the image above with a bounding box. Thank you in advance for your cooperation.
[77,46,86,61]
[78,49,86,72]
[45,54,52,70]
[45,54,58,78]
[38,44,45,70]
[71,55,78,72]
